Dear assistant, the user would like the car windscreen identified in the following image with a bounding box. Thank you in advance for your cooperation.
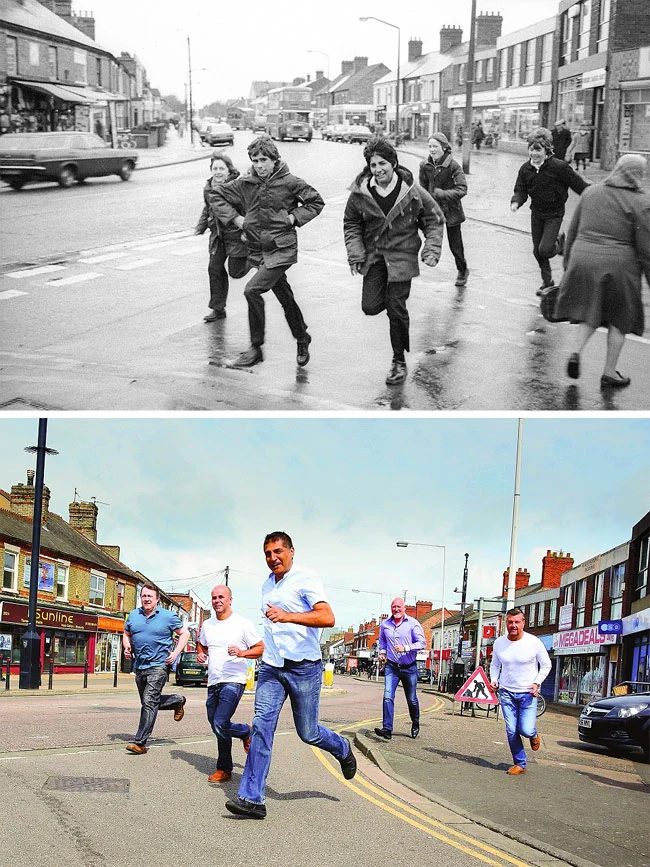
[180,652,199,663]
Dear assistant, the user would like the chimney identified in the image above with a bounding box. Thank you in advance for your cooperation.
[68,499,98,543]
[501,567,530,597]
[9,470,50,524]
[341,60,354,75]
[306,74,311,82]
[415,600,433,619]
[408,38,423,63]
[353,56,368,72]
[316,70,324,80]
[475,11,503,46]
[100,544,121,561]
[440,25,463,53]
[541,549,574,589]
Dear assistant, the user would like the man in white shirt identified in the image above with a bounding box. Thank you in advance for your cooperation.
[225,531,357,820]
[490,607,552,775]
[196,584,263,785]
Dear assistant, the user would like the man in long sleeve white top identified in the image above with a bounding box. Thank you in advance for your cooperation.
[490,607,552,775]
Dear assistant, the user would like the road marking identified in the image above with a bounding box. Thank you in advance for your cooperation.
[78,252,128,264]
[131,240,176,251]
[115,257,160,270]
[45,272,103,286]
[0,289,27,300]
[171,246,204,256]
[6,264,65,279]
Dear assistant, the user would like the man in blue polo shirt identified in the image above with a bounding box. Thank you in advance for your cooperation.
[123,585,190,755]
[374,597,426,740]
[225,531,356,820]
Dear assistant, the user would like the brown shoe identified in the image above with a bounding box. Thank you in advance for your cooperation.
[530,735,541,751]
[174,697,186,721]
[208,769,232,785]
[506,765,526,775]
[243,735,252,754]
[126,743,148,755]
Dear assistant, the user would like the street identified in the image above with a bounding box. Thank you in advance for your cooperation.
[1,133,648,411]
[1,675,648,867]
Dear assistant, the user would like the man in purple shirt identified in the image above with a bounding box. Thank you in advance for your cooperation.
[374,597,426,740]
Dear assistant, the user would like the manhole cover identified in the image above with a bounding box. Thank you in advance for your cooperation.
[43,776,129,793]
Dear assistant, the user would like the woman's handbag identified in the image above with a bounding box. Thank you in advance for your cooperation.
[539,284,568,323]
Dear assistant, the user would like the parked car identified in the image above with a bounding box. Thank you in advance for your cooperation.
[578,690,650,762]
[201,122,234,146]
[0,132,138,190]
[323,123,348,142]
[342,124,373,144]
[174,651,208,686]
[416,665,431,684]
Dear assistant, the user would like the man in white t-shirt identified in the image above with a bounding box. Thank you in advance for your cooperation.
[490,607,552,775]
[196,584,263,785]
[225,531,357,820]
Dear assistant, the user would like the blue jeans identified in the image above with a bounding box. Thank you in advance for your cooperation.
[133,665,183,746]
[382,660,419,732]
[499,688,538,767]
[206,681,249,773]
[238,660,349,805]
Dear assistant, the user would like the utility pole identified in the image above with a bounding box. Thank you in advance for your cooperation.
[187,36,194,145]
[456,553,469,661]
[19,420,58,689]
[505,419,524,624]
[224,565,229,587]
[462,0,477,174]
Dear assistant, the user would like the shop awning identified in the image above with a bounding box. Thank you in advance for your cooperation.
[14,79,127,103]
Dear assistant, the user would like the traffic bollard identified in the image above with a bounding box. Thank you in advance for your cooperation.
[113,661,118,688]
[83,659,88,688]
[48,658,54,690]
[5,660,10,690]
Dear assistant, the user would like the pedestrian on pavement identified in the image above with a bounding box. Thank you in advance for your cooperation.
[210,135,324,368]
[565,124,591,172]
[419,132,469,288]
[196,583,263,785]
[472,120,485,151]
[556,153,650,389]
[122,585,190,755]
[343,136,444,386]
[489,607,551,776]
[225,531,356,820]
[511,128,588,294]
[195,151,250,323]
[374,597,426,741]
[551,119,572,162]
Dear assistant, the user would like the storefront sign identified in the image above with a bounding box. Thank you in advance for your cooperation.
[553,625,618,655]
[597,619,622,635]
[0,601,97,632]
[581,68,606,89]
[97,615,125,632]
[621,608,650,636]
[559,603,573,630]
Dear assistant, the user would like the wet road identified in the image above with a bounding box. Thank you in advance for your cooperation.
[1,136,649,410]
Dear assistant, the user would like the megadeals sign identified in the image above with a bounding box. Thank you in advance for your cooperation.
[552,625,618,656]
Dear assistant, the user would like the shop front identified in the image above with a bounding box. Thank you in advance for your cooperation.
[497,83,551,153]
[556,68,606,160]
[618,81,650,159]
[553,624,618,705]
[95,615,125,673]
[621,608,650,686]
[0,599,97,675]
[447,91,500,149]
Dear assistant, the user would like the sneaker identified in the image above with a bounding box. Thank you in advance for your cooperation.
[385,361,407,386]
[173,697,186,721]
[373,727,392,740]
[208,769,232,784]
[454,267,469,287]
[204,310,226,322]
[530,735,541,751]
[567,352,580,380]
[125,743,148,755]
[600,371,631,389]
[338,738,357,780]
[243,735,252,754]
[296,334,312,367]
[225,796,267,819]
[506,764,526,775]
[233,346,263,367]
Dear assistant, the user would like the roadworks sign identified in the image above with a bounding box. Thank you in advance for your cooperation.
[454,666,498,704]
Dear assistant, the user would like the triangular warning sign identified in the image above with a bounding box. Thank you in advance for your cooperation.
[454,666,498,704]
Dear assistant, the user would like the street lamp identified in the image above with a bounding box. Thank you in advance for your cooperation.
[351,588,383,681]
[396,540,446,689]
[360,15,400,138]
[307,49,330,130]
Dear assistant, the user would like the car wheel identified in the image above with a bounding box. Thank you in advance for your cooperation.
[8,178,25,191]
[119,161,134,181]
[58,165,76,188]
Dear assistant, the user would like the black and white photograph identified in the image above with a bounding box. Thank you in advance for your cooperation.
[1,0,649,410]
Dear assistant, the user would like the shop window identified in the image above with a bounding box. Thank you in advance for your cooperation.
[53,631,87,665]
[609,563,624,619]
[592,571,604,623]
[48,46,57,80]
[549,598,557,625]
[637,536,649,600]
[619,89,650,155]
[56,564,68,601]
[3,549,18,592]
[631,634,649,684]
[524,38,536,85]
[577,1,592,60]
[89,571,106,606]
[597,0,610,53]
[579,654,605,704]
[540,33,553,82]
[575,579,586,627]
[6,36,17,76]
[29,42,39,67]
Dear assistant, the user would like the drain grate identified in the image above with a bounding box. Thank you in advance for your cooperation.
[43,776,130,793]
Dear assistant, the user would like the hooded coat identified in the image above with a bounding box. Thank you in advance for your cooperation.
[209,160,324,269]
[554,160,650,336]
[195,168,248,259]
[418,136,467,226]
[343,166,444,282]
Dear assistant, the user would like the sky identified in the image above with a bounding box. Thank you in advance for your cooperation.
[83,0,561,105]
[1,416,648,630]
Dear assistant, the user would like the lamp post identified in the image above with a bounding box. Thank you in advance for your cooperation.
[360,16,400,138]
[462,0,477,174]
[351,588,383,681]
[396,540,446,689]
[307,49,330,130]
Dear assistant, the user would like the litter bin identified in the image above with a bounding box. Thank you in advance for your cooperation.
[323,662,334,687]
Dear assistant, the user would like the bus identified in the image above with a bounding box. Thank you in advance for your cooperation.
[226,106,254,130]
[265,86,312,142]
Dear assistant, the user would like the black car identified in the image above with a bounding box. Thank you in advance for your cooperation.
[416,665,431,684]
[174,651,208,686]
[578,691,650,762]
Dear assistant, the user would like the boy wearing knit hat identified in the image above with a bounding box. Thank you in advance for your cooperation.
[419,132,469,288]
[511,128,588,294]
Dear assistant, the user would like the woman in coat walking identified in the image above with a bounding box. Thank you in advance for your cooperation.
[555,153,650,388]
[195,151,250,322]
[343,137,444,386]
[565,124,591,172]
[419,132,469,287]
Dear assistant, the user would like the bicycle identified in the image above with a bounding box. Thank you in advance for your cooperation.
[117,130,137,149]
[475,692,546,717]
